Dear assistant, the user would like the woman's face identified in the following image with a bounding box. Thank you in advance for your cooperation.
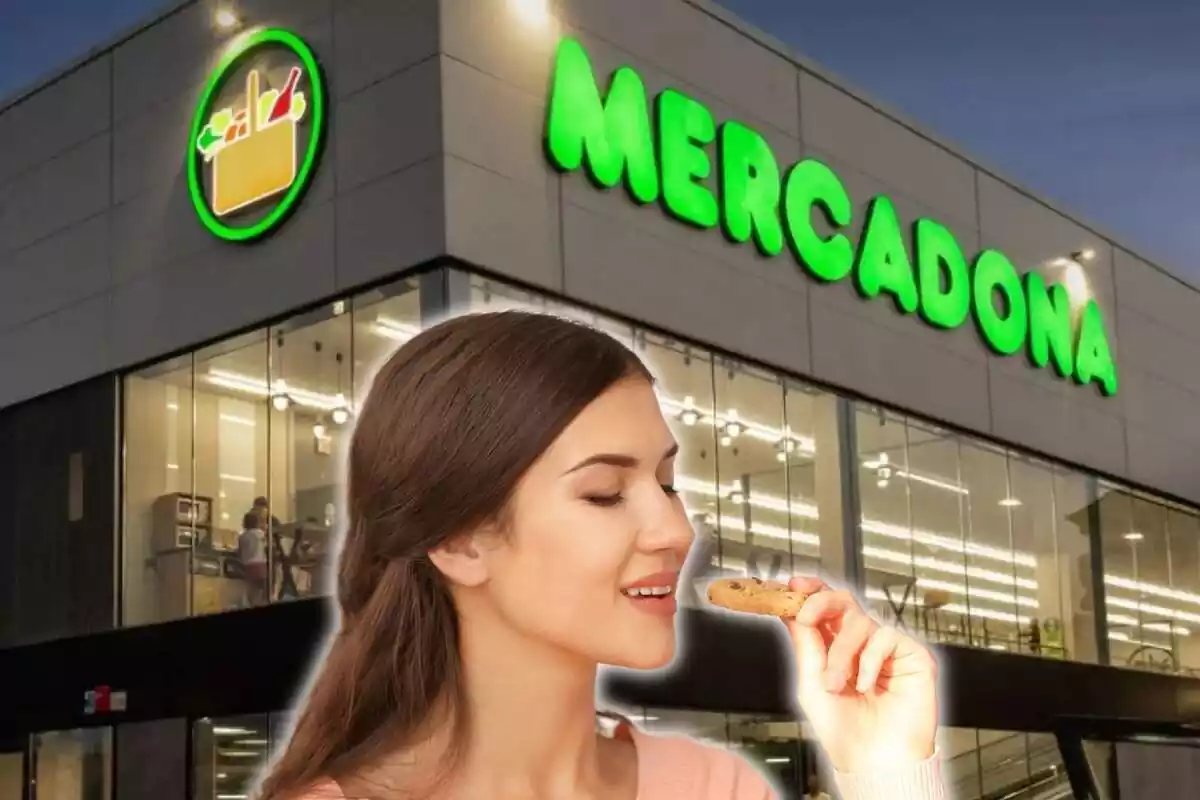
[472,375,694,670]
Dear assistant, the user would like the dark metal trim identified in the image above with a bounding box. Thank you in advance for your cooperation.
[1086,476,1112,666]
[836,396,864,591]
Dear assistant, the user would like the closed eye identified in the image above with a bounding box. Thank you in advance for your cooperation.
[661,484,679,496]
[585,493,624,507]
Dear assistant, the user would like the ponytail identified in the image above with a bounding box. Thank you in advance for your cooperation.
[257,557,465,799]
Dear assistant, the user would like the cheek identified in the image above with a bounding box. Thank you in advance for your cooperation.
[497,507,633,624]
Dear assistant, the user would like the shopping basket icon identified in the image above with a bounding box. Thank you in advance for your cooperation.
[204,67,305,217]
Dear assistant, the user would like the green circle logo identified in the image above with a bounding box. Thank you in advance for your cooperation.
[187,29,328,243]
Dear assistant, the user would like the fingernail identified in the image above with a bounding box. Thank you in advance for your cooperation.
[824,670,845,692]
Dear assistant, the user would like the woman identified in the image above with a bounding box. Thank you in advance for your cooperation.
[257,311,943,799]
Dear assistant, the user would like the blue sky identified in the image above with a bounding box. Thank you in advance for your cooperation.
[3,0,1197,283]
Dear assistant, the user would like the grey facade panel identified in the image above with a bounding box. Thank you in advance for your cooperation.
[0,57,112,187]
[0,0,1192,503]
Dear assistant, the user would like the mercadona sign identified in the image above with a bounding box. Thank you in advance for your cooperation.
[542,37,1118,398]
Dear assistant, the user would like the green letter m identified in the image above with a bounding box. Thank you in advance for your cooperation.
[544,37,660,204]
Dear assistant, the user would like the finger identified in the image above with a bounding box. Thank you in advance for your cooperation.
[824,612,877,692]
[793,589,863,630]
[855,626,900,693]
[788,575,828,596]
[785,617,829,695]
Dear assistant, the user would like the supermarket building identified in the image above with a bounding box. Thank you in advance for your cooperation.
[0,0,1198,798]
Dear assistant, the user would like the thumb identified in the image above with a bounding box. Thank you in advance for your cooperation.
[785,618,828,699]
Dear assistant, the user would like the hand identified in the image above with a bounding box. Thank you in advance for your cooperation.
[784,577,938,775]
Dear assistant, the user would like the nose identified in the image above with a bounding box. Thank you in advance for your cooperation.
[640,492,695,558]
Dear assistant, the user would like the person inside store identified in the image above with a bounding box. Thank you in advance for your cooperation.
[237,511,269,607]
[255,311,945,800]
[251,496,283,532]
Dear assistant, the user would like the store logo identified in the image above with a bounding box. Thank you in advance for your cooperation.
[187,28,328,243]
[542,37,1118,397]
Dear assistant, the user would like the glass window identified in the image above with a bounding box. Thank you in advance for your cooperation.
[855,404,1098,662]
[123,354,198,627]
[711,358,813,582]
[351,277,423,400]
[122,280,425,626]
[264,304,354,605]
[193,716,274,800]
[1099,485,1200,676]
[32,727,111,800]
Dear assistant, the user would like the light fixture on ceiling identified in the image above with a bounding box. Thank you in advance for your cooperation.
[312,420,327,439]
[875,452,892,489]
[999,497,1023,508]
[271,381,293,411]
[728,486,746,505]
[331,399,351,426]
[678,395,700,427]
[1124,531,1144,542]
[722,409,744,439]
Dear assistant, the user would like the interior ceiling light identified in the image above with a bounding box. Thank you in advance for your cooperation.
[270,380,292,411]
[657,396,816,454]
[723,410,744,438]
[331,398,352,425]
[1123,531,1144,542]
[312,420,327,439]
[999,497,1023,507]
[678,395,700,426]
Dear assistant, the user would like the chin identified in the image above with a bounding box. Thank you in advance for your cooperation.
[614,634,677,671]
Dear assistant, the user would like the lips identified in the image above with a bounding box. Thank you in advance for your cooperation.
[620,570,679,598]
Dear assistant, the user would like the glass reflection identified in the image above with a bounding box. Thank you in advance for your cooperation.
[121,282,424,625]
[1099,485,1200,676]
[193,715,273,800]
[855,403,1098,662]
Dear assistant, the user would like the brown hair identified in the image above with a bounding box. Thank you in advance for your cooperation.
[257,310,653,799]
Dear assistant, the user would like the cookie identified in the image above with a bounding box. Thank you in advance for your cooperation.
[706,576,811,618]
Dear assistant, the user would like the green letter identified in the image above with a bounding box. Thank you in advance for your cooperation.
[1024,272,1074,378]
[781,159,854,282]
[913,218,969,329]
[853,196,917,314]
[544,37,659,204]
[971,250,1027,356]
[1074,300,1118,396]
[656,89,718,229]
[718,122,783,257]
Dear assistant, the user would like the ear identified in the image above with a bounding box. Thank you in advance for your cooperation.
[427,530,492,588]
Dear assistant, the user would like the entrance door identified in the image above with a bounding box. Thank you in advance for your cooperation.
[29,728,111,800]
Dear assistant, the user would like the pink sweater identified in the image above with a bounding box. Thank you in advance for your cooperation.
[295,723,945,799]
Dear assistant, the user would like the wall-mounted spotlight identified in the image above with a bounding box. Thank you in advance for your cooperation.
[214,6,241,31]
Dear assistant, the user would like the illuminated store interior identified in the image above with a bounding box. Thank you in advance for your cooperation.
[121,270,1200,682]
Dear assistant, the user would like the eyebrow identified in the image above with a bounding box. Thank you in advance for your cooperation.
[564,442,679,475]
